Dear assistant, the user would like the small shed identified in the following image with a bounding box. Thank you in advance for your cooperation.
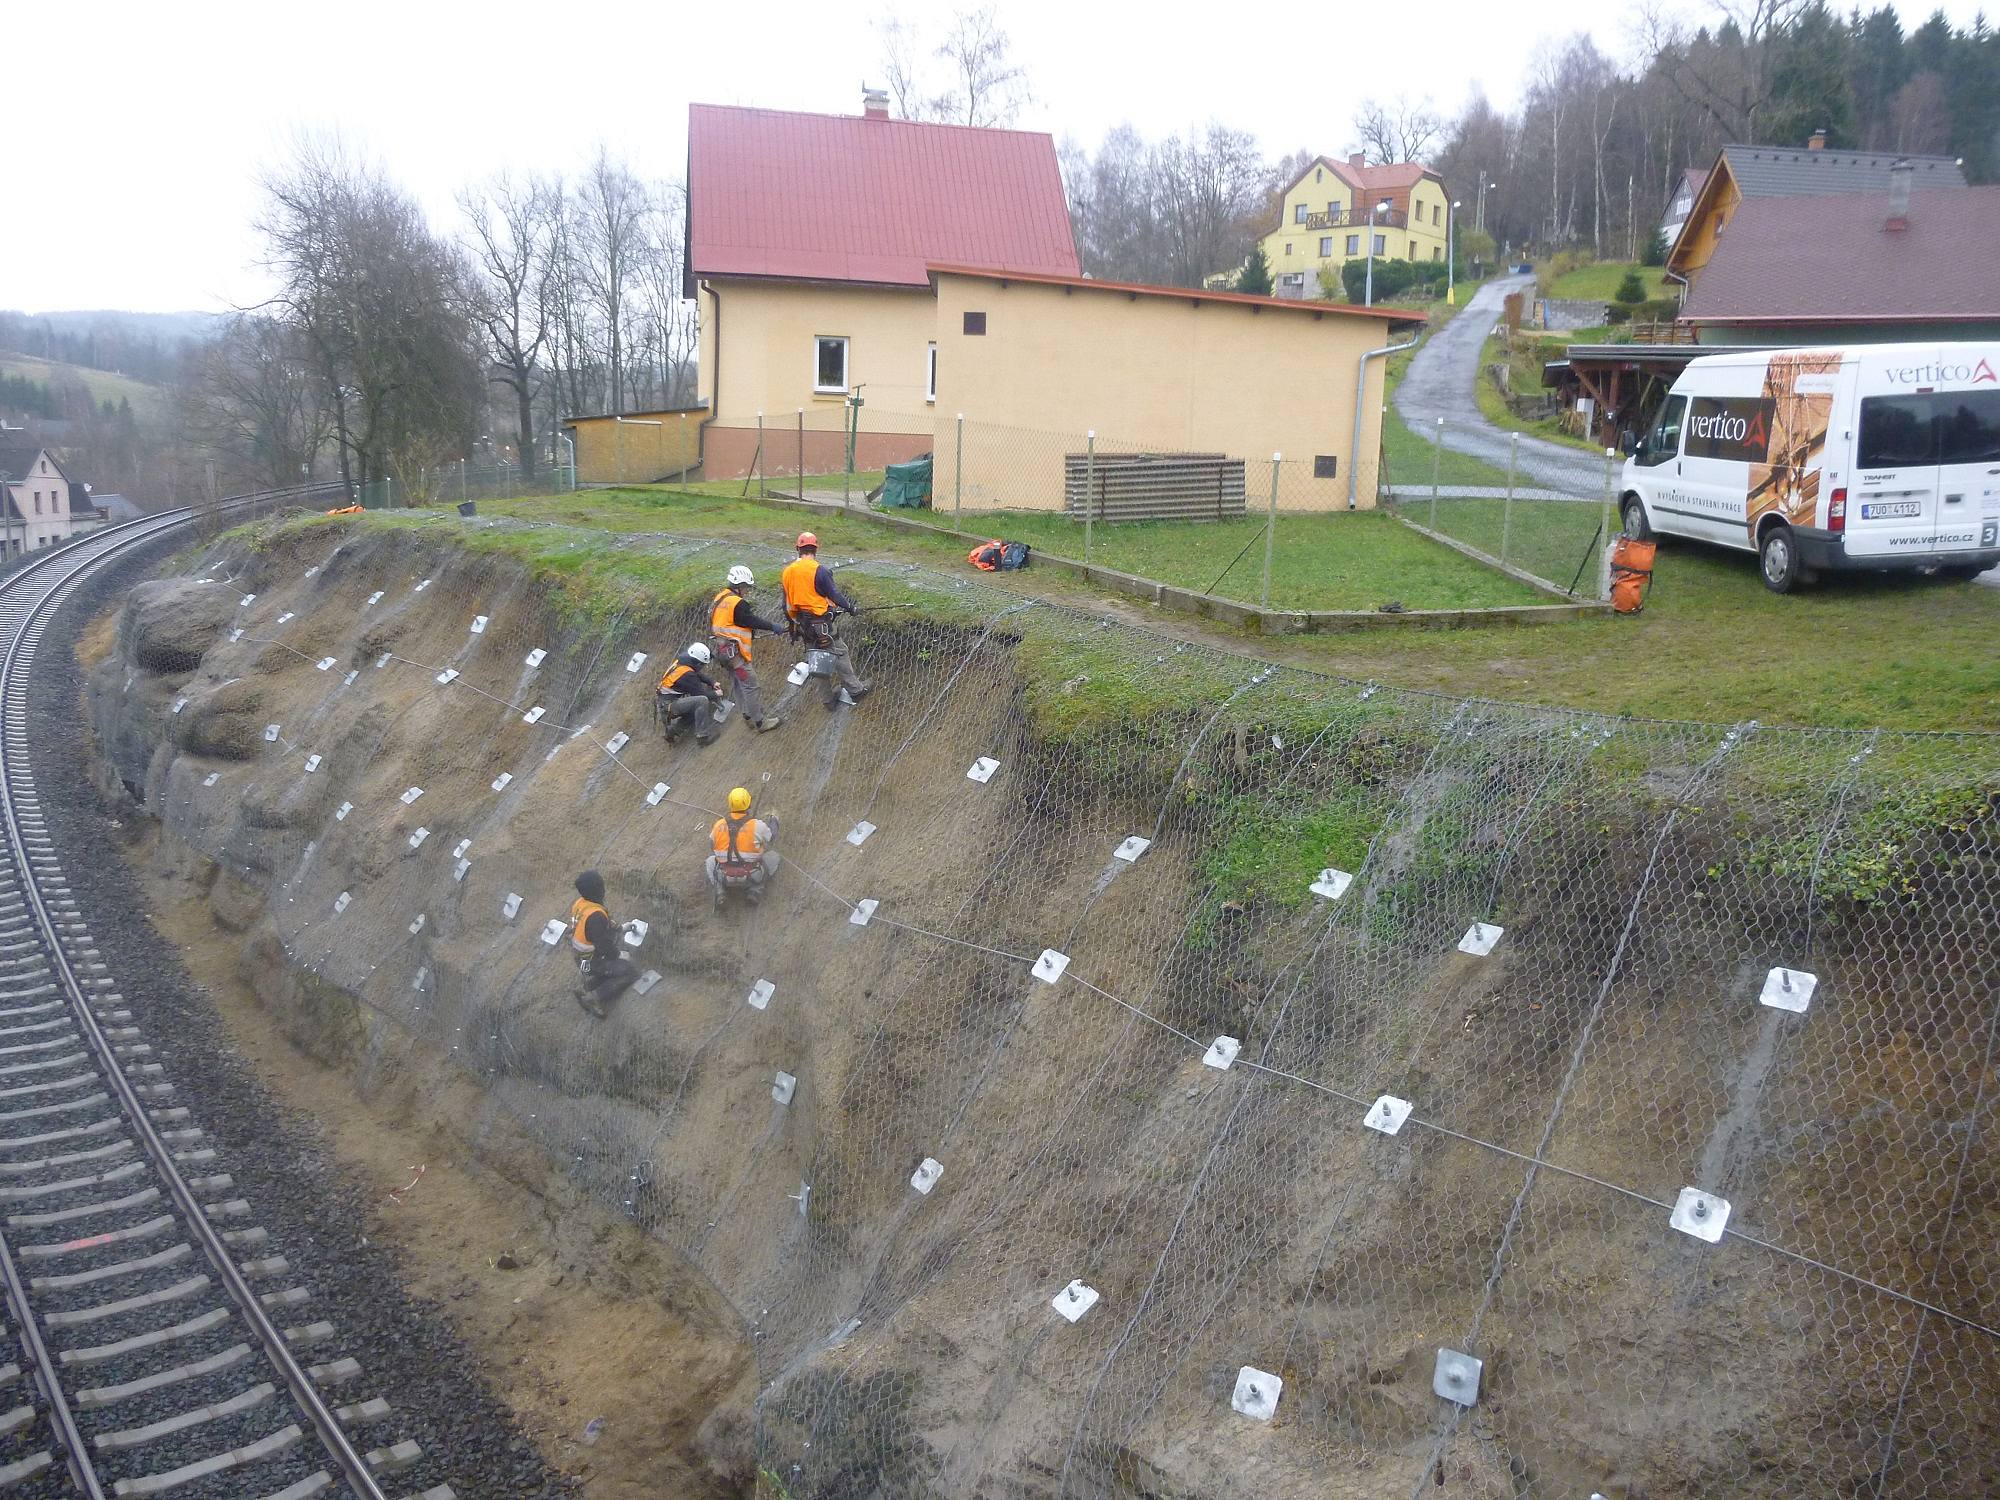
[564,407,706,485]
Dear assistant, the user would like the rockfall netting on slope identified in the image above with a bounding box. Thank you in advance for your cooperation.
[96,511,2000,1499]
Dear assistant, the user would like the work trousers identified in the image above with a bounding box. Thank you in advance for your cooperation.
[659,692,716,741]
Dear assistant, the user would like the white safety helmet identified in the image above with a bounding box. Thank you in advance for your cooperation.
[727,564,755,587]
[685,642,712,664]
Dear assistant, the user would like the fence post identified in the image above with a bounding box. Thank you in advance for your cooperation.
[460,459,467,504]
[1501,432,1518,567]
[843,395,853,507]
[954,413,964,527]
[756,412,766,499]
[1429,418,1444,530]
[796,409,804,495]
[1601,445,1619,600]
[617,421,626,486]
[1084,430,1096,567]
[1261,453,1282,608]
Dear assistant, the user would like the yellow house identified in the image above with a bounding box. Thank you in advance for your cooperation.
[1260,154,1451,300]
[685,99,1425,509]
[930,267,1420,510]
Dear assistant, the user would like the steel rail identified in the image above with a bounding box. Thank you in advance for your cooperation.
[0,485,396,1498]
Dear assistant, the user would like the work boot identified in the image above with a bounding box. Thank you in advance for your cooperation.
[754,715,783,733]
[696,734,719,746]
[848,683,873,701]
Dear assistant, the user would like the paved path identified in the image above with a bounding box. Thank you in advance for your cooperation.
[1394,274,1611,500]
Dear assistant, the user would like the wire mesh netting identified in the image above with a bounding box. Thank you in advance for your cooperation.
[115,510,2000,1498]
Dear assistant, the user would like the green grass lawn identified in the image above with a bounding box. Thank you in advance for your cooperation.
[0,354,165,418]
[1419,497,1614,592]
[489,488,1547,611]
[1544,260,1673,302]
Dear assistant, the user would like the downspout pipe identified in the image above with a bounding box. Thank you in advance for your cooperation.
[698,279,721,473]
[1348,329,1423,509]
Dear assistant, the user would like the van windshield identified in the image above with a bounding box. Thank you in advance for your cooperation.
[1859,390,2000,467]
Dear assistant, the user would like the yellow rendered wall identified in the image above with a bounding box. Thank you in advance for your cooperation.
[568,410,704,485]
[1667,166,1743,289]
[932,273,1392,510]
[702,279,938,432]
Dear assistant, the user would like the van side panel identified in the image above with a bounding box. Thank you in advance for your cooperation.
[1745,350,1843,545]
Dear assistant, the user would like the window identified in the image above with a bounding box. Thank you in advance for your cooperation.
[963,310,986,335]
[1434,203,1443,225]
[1284,242,1293,256]
[1938,391,2000,465]
[32,491,40,514]
[1315,167,1322,183]
[1327,201,1337,217]
[1433,246,1442,260]
[1312,455,1338,478]
[1346,234,1359,255]
[926,342,937,403]
[1859,390,2000,467]
[1372,234,1385,254]
[1639,395,1686,466]
[814,336,848,393]
[1319,236,1332,257]
[1409,240,1417,257]
[1294,204,1307,223]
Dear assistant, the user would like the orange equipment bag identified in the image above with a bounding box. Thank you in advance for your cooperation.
[968,540,1004,571]
[1610,537,1656,615]
[325,504,364,516]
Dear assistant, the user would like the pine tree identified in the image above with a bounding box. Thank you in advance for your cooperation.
[1237,243,1274,297]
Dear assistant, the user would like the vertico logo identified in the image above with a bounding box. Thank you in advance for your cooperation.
[1685,397,1775,460]
[1884,358,1998,385]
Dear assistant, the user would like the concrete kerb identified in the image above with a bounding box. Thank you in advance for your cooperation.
[731,489,1609,633]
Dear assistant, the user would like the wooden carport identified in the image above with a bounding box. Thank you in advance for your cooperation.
[1542,343,1772,449]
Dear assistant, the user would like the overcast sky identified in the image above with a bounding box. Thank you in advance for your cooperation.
[7,0,1985,315]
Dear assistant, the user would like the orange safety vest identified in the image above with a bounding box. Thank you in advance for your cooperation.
[711,814,764,867]
[569,897,607,954]
[782,556,833,620]
[711,589,753,662]
[657,660,695,694]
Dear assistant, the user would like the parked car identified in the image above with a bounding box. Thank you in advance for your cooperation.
[1618,342,2000,591]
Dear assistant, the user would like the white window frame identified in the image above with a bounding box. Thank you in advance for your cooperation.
[1346,234,1360,255]
[813,335,849,395]
[1319,236,1333,257]
[1294,203,1307,223]
[926,342,937,403]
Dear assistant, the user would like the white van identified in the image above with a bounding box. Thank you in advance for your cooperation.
[1619,342,2000,591]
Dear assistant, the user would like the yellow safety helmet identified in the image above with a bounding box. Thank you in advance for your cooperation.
[727,787,753,815]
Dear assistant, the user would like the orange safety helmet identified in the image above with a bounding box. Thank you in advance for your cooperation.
[796,532,818,551]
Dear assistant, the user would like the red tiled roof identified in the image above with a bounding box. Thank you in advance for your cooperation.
[1681,186,2000,323]
[929,264,1425,323]
[1345,161,1435,194]
[686,103,1079,289]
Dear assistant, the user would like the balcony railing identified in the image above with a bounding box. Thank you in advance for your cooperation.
[1296,207,1410,231]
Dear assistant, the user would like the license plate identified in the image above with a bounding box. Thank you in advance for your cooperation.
[1861,500,1922,519]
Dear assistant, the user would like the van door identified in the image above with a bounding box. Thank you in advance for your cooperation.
[1850,364,1940,563]
[1932,383,2000,558]
[1678,392,1767,549]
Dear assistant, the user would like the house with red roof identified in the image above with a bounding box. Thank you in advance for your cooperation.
[680,93,1424,508]
[1257,154,1452,301]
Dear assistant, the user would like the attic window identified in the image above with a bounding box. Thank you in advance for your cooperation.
[963,311,987,336]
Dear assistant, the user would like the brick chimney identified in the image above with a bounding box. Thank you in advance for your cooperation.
[1807,127,1827,151]
[1885,157,1913,231]
[1349,151,1367,169]
[863,87,890,120]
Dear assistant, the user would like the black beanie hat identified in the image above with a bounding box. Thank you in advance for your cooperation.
[575,870,606,903]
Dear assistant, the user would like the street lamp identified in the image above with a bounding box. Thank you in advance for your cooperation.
[1447,200,1463,305]
[1363,198,1392,307]
[1475,177,1497,233]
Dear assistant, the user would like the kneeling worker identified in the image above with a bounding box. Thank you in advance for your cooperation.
[781,532,871,707]
[569,870,633,1016]
[711,565,784,734]
[656,642,725,745]
[707,786,781,909]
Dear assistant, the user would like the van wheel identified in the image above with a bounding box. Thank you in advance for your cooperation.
[1759,525,1804,593]
[1620,495,1652,541]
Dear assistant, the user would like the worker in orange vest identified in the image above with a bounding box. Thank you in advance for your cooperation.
[710,565,785,734]
[780,532,870,708]
[707,786,781,911]
[655,643,725,745]
[568,870,633,1016]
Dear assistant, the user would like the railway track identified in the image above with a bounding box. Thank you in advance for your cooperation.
[0,493,450,1499]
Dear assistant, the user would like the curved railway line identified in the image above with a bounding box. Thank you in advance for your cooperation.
[0,493,451,1500]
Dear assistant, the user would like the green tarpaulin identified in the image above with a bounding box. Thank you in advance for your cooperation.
[880,454,933,508]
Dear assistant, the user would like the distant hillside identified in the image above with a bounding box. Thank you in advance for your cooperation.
[0,353,166,420]
[0,309,221,345]
[0,310,216,387]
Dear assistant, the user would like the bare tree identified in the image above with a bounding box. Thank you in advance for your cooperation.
[875,7,1031,126]
[1639,0,1810,142]
[574,149,647,414]
[1152,125,1270,288]
[182,315,333,489]
[460,172,552,478]
[1353,99,1445,163]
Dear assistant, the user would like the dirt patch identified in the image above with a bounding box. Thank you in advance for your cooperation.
[122,822,756,1498]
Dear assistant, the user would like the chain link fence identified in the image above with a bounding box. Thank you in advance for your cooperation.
[1381,416,1623,597]
[351,460,577,511]
[124,513,2000,1498]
